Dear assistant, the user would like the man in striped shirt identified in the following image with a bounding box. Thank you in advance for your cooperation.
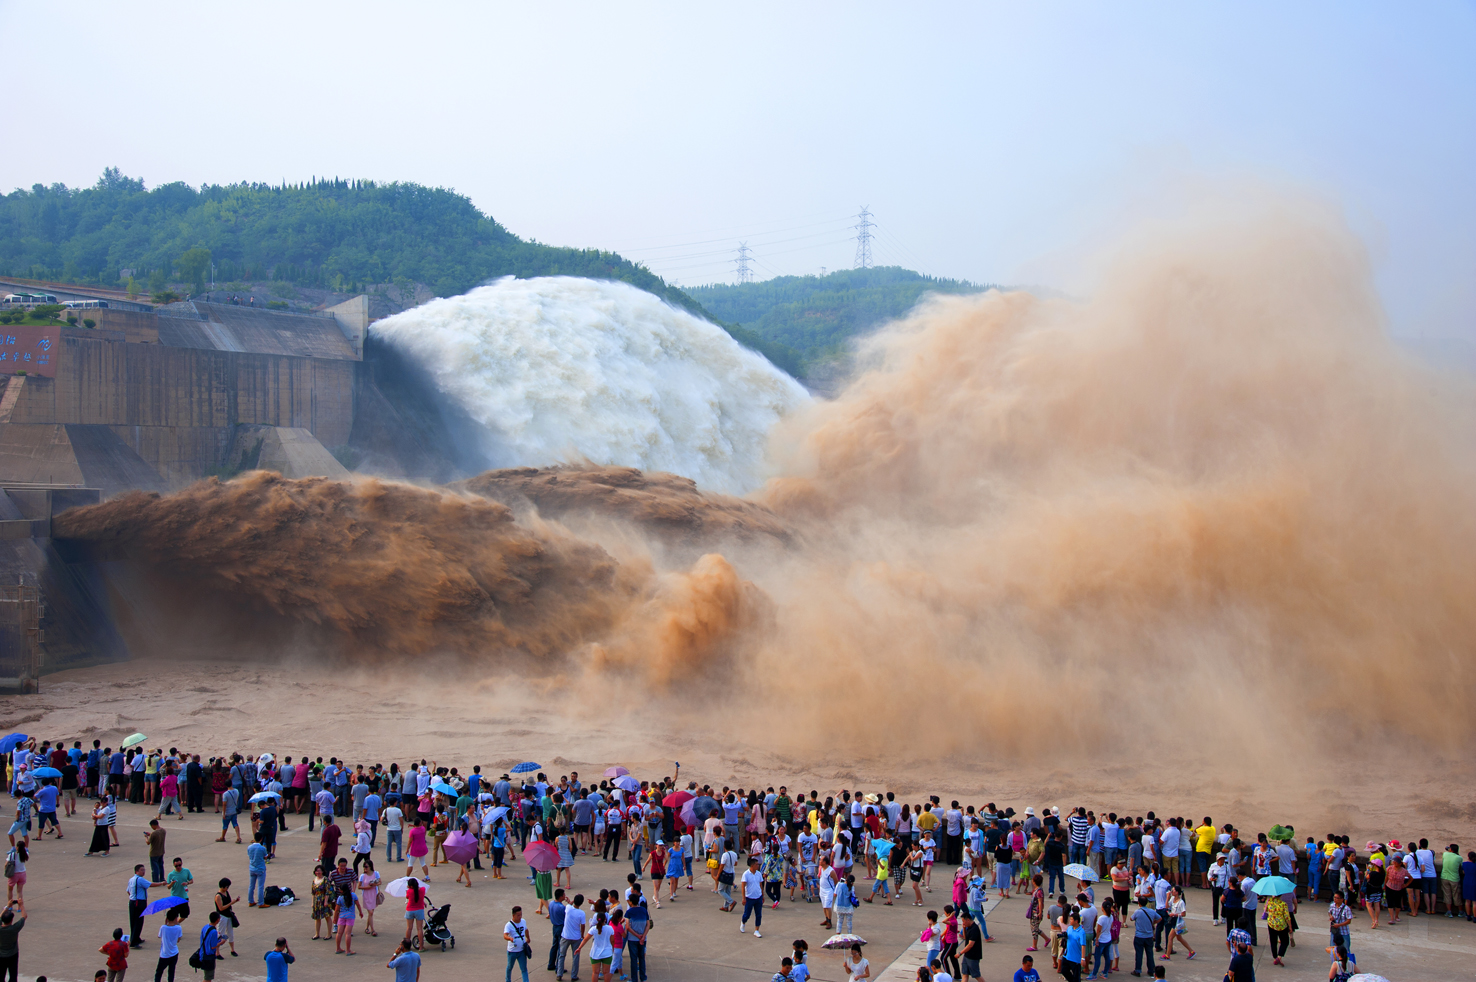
[1067,808,1091,867]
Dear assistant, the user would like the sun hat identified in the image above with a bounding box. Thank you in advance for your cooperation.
[1367,841,1378,851]
[1025,807,1035,816]
[1389,839,1401,850]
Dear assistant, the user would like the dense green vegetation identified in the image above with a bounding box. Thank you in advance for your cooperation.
[688,266,993,368]
[0,169,706,306]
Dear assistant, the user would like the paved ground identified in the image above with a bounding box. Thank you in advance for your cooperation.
[4,799,1472,981]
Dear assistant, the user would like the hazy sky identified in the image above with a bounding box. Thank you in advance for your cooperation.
[4,2,1473,336]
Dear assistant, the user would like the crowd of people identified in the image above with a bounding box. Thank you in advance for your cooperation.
[1,737,1473,982]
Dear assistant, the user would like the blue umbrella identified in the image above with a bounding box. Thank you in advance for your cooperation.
[249,791,282,803]
[0,734,28,754]
[143,896,187,916]
[32,767,61,779]
[511,762,541,774]
[431,782,458,797]
[871,839,895,857]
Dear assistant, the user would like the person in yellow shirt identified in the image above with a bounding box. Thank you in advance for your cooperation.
[1193,818,1217,888]
[918,805,939,836]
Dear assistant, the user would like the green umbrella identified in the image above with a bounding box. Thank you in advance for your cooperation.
[121,732,147,749]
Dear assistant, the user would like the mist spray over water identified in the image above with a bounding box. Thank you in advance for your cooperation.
[52,200,1476,768]
[370,276,810,494]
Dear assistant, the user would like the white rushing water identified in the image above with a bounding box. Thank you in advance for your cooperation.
[371,276,810,494]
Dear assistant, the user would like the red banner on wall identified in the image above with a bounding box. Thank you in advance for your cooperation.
[0,326,60,378]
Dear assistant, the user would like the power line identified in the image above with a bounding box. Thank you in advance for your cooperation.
[853,206,874,269]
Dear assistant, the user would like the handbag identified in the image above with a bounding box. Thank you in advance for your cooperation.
[376,889,386,905]
[3,850,13,880]
[718,869,735,886]
[515,922,532,958]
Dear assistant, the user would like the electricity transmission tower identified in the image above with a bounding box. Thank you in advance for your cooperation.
[734,242,754,284]
[853,207,874,269]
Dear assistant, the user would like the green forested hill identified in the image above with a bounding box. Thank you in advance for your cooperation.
[687,267,993,368]
[0,169,701,308]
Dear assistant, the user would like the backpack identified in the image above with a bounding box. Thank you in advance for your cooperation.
[262,885,285,906]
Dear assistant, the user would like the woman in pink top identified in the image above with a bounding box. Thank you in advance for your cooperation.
[157,768,182,820]
[406,819,430,879]
[402,877,429,950]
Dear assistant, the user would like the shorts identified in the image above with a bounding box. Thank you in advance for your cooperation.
[960,956,981,978]
[7,872,24,887]
[1164,856,1179,874]
[1365,891,1383,905]
[337,917,354,927]
[6,822,24,837]
[1421,878,1437,896]
[1196,852,1211,872]
[222,814,238,828]
[405,909,426,921]
[592,956,612,966]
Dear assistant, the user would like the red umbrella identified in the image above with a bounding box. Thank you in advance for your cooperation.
[604,766,629,778]
[662,790,694,809]
[524,841,560,873]
[442,831,479,866]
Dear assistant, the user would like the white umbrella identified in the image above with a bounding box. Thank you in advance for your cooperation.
[821,933,866,950]
[384,876,422,898]
[1063,863,1099,882]
[1347,976,1391,982]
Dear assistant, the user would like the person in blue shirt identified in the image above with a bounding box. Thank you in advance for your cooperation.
[547,888,566,972]
[36,783,62,838]
[387,938,421,981]
[1013,954,1042,982]
[363,791,382,848]
[264,937,295,982]
[246,833,269,907]
[1062,911,1086,982]
[1131,903,1161,977]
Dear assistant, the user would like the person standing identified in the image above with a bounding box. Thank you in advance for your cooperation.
[1130,900,1160,977]
[144,820,167,884]
[99,926,129,982]
[154,908,184,982]
[127,864,155,950]
[165,857,193,922]
[0,901,22,981]
[387,937,421,982]
[319,817,341,872]
[246,833,268,907]
[195,911,223,982]
[263,937,294,982]
[383,796,404,864]
[740,856,766,937]
[185,755,205,814]
[557,893,586,981]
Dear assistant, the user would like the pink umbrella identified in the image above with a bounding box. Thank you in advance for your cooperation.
[524,840,560,873]
[679,799,697,827]
[604,766,629,778]
[442,830,479,867]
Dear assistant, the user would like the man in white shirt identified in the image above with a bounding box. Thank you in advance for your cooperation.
[556,894,585,980]
[739,856,765,937]
[1160,823,1182,887]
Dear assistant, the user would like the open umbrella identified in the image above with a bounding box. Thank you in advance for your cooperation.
[604,766,629,778]
[121,732,147,749]
[613,776,639,792]
[821,933,867,949]
[511,762,541,775]
[443,830,479,866]
[142,895,188,916]
[385,876,418,898]
[524,840,560,873]
[249,791,282,803]
[679,800,697,827]
[1347,976,1391,982]
[32,766,61,779]
[871,839,894,857]
[1252,875,1296,896]
[662,790,694,809]
[431,782,459,797]
[692,795,721,821]
[485,805,509,824]
[0,734,27,754]
[1063,863,1099,882]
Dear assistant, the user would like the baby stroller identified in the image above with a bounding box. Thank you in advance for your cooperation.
[421,903,455,951]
